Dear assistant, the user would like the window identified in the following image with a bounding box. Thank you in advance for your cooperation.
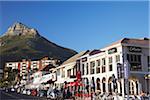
[127,54,141,63]
[102,58,106,65]
[127,54,142,71]
[62,68,65,78]
[102,66,106,73]
[82,64,85,75]
[67,69,71,77]
[96,59,100,73]
[90,61,95,74]
[73,68,74,76]
[131,82,134,94]
[109,65,113,71]
[96,67,100,73]
[129,81,131,94]
[57,69,60,76]
[102,58,106,73]
[97,59,100,66]
[109,57,113,71]
[109,57,112,63]
[76,60,80,71]
[86,63,89,75]
[116,55,120,62]
[131,55,134,62]
[137,55,141,62]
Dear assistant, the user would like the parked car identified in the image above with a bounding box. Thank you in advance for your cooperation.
[22,89,27,94]
[47,90,56,99]
[11,88,15,92]
[5,88,11,92]
[26,89,31,95]
[31,89,37,96]
[39,90,47,97]
[47,88,63,99]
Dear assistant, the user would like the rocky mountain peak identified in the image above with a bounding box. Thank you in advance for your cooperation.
[4,22,39,36]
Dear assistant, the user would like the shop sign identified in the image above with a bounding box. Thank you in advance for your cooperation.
[124,60,130,79]
[128,46,141,53]
[108,48,117,54]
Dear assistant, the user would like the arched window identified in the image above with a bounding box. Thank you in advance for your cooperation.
[108,77,112,93]
[135,81,138,95]
[85,78,89,93]
[131,82,134,94]
[119,81,122,96]
[91,77,95,92]
[96,78,100,90]
[129,81,135,95]
[102,77,106,92]
[129,81,131,95]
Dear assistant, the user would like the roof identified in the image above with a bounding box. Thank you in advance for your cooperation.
[105,38,150,48]
[121,38,150,46]
[61,50,89,65]
[38,64,55,71]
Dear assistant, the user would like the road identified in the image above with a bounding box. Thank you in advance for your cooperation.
[0,90,46,100]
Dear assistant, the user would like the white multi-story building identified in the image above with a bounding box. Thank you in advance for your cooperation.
[4,57,59,85]
[55,51,88,88]
[30,60,40,70]
[5,62,19,70]
[55,38,150,96]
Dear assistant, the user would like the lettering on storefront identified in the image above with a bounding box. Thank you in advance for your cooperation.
[128,46,142,53]
[108,48,117,54]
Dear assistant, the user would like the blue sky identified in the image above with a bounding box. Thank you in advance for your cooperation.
[0,1,149,52]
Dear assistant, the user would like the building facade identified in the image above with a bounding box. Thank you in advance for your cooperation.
[4,57,59,85]
[55,51,87,89]
[55,38,150,96]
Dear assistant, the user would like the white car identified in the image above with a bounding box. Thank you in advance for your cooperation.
[22,90,27,94]
[27,90,31,95]
[11,88,15,92]
[5,89,8,92]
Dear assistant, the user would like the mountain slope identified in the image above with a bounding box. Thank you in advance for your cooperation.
[0,22,77,69]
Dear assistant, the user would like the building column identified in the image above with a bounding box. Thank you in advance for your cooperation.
[95,78,97,91]
[100,81,103,93]
[133,81,136,95]
[139,82,142,93]
[117,81,120,93]
[106,79,109,93]
[137,81,141,95]
[121,79,125,97]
